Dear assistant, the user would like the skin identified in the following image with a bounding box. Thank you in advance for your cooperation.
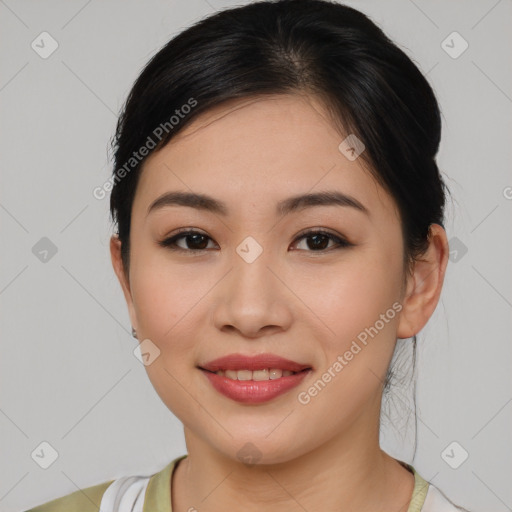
[110,93,449,512]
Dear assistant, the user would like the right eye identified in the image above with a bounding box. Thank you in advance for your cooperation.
[159,229,218,252]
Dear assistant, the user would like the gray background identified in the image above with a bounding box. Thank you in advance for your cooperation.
[1,1,511,511]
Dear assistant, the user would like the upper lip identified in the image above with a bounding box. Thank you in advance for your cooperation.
[199,353,312,373]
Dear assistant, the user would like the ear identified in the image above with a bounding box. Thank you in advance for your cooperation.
[397,224,449,339]
[110,235,138,332]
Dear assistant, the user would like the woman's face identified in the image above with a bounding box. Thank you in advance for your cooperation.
[114,94,413,463]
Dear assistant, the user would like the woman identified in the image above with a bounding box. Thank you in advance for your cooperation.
[26,0,469,510]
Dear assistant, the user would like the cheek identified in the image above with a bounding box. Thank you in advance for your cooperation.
[295,247,403,344]
[129,249,208,356]
[295,249,404,412]
[129,256,208,418]
[293,262,403,425]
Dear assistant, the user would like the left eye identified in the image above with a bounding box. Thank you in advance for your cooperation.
[159,229,352,253]
[292,230,352,251]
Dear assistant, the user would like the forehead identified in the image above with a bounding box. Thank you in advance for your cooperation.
[134,94,398,222]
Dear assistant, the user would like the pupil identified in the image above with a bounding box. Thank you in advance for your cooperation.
[189,234,208,250]
[308,234,328,250]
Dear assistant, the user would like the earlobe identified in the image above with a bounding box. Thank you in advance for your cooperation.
[110,235,138,332]
[396,224,449,339]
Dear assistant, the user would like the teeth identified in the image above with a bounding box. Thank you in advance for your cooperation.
[253,369,269,381]
[214,369,297,380]
[269,369,282,379]
[237,370,252,381]
[225,370,238,379]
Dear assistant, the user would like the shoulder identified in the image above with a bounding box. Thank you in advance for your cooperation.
[422,483,471,512]
[402,462,471,512]
[22,455,187,512]
[23,480,114,512]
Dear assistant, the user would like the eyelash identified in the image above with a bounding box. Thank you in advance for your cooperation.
[158,228,353,254]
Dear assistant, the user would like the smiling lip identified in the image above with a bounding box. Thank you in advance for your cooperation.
[199,353,312,404]
[199,353,311,373]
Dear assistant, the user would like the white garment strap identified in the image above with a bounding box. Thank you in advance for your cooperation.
[99,475,151,512]
[422,484,468,511]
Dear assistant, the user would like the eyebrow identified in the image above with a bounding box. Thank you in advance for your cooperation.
[147,190,369,217]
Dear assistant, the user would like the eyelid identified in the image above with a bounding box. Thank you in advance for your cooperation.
[158,227,217,252]
[159,227,353,252]
[292,227,351,244]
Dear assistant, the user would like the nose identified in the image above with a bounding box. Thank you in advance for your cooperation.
[211,248,293,339]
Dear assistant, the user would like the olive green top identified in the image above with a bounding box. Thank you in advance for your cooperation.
[25,455,431,512]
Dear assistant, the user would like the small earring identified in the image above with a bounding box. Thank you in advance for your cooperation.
[131,327,138,339]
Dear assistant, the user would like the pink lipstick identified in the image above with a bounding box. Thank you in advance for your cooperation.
[199,353,312,404]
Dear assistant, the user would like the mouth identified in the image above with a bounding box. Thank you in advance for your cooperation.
[198,353,312,404]
[202,368,304,380]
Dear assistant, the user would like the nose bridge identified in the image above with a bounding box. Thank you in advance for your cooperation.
[231,236,278,303]
[211,235,292,336]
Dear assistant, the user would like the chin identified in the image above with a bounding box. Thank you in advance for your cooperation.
[202,431,309,467]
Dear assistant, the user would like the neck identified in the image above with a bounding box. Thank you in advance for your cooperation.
[172,414,414,512]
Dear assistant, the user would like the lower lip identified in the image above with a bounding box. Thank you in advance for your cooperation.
[200,369,311,404]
